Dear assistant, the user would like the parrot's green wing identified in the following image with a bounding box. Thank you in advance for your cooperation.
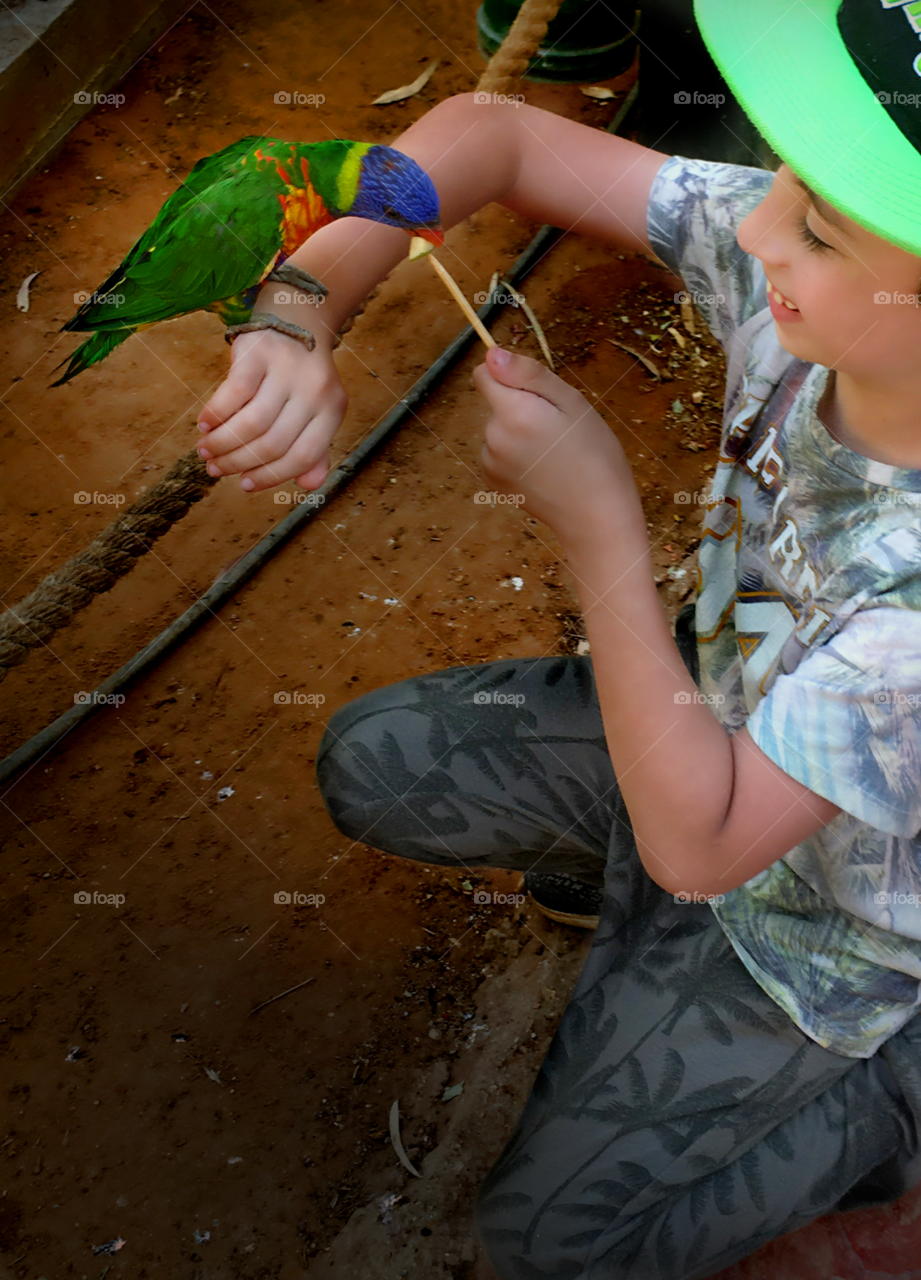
[65,137,285,334]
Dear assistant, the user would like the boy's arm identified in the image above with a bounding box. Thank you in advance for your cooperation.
[473,349,841,901]
[197,96,670,490]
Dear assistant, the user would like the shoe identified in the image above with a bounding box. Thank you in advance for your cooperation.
[521,871,602,930]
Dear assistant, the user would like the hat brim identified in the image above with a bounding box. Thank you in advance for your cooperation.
[693,0,921,256]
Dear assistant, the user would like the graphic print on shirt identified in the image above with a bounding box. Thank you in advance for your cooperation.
[697,358,831,709]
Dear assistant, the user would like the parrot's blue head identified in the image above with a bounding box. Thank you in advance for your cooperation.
[348,144,443,244]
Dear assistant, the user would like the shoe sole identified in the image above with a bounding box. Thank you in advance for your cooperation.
[526,893,600,930]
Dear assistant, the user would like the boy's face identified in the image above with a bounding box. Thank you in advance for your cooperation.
[736,163,921,380]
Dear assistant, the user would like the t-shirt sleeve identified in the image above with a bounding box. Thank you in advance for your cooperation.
[745,606,921,837]
[645,154,775,351]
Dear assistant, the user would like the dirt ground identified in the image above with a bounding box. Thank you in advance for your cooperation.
[0,2,855,1277]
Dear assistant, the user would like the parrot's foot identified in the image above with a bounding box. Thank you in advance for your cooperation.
[265,262,329,297]
[225,313,316,352]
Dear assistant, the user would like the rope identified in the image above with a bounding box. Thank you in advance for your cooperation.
[476,0,565,95]
[0,0,563,681]
[0,450,216,680]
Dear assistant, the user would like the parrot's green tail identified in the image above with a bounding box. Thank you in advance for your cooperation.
[51,327,136,387]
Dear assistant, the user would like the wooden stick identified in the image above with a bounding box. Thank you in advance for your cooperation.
[426,255,497,348]
[248,975,315,1016]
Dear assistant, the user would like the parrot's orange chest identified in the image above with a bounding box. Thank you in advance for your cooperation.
[278,182,335,256]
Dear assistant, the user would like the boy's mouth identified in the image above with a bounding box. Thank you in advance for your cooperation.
[766,276,802,321]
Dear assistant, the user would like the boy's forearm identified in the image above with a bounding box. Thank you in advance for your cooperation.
[253,95,667,344]
[253,94,526,343]
[562,520,740,898]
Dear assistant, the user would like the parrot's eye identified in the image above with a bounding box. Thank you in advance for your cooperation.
[382,204,401,220]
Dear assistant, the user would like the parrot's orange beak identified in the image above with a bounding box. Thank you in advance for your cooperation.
[411,226,445,247]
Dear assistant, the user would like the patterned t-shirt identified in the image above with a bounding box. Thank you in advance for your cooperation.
[646,155,921,1059]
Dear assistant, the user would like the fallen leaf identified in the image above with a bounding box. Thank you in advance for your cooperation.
[667,325,686,349]
[679,295,697,336]
[205,1067,222,1085]
[581,86,616,100]
[17,271,40,312]
[607,339,665,382]
[372,61,438,105]
[389,1099,422,1177]
[442,1082,464,1101]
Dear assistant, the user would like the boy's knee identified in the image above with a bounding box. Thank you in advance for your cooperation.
[315,690,397,843]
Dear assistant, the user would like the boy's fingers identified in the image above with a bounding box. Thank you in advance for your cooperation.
[294,451,330,491]
[198,343,267,430]
[198,382,290,463]
[481,346,574,410]
[236,414,338,492]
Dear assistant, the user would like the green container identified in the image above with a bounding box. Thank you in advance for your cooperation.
[476,0,639,84]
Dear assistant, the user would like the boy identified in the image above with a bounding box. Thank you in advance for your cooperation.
[197,1,921,1273]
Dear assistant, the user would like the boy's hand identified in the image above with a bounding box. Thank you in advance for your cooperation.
[472,348,647,552]
[196,328,347,492]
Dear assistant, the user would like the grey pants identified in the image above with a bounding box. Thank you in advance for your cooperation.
[315,606,921,1278]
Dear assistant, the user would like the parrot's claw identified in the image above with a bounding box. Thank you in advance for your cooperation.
[265,262,329,297]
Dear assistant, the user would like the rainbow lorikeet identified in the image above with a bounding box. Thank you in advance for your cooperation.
[52,135,443,386]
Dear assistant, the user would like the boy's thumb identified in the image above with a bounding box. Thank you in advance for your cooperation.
[484,346,560,403]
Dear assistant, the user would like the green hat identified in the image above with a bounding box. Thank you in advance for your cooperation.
[692,0,921,255]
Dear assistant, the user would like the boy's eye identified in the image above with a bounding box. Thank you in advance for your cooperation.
[796,212,832,253]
